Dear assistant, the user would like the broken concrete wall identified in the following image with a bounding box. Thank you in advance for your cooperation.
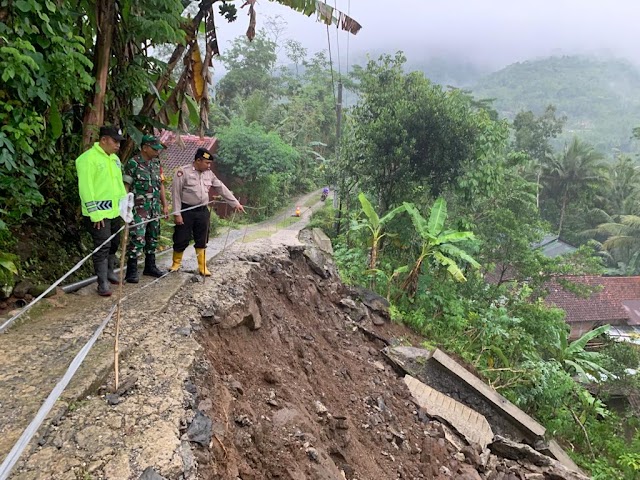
[416,357,539,443]
[385,346,544,444]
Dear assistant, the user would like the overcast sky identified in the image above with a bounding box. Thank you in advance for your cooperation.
[212,0,640,70]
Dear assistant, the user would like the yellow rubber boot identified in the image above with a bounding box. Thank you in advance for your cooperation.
[195,248,211,276]
[170,251,183,272]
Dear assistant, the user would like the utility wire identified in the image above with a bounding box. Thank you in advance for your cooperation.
[345,0,351,107]
[326,24,337,106]
[334,0,342,78]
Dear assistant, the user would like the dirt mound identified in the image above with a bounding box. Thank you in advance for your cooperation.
[188,240,586,480]
[192,248,436,479]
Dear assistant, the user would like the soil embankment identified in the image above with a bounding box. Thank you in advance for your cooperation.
[5,208,588,479]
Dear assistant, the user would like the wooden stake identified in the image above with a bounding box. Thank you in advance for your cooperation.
[114,223,130,392]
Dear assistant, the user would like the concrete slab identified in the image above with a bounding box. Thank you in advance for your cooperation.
[404,375,494,449]
[385,346,581,473]
[544,439,583,474]
[429,348,546,439]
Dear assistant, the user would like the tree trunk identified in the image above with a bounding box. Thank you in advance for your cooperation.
[369,243,378,272]
[558,188,569,236]
[82,0,116,149]
[536,170,541,209]
[401,255,425,298]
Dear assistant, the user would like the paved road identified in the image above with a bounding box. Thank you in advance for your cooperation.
[0,190,323,464]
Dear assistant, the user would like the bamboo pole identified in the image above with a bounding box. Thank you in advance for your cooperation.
[114,224,130,392]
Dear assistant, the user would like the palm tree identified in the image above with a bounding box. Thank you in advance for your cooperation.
[583,214,640,275]
[605,155,640,216]
[542,138,608,235]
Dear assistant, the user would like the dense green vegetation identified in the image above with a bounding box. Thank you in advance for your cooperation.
[472,56,640,153]
[309,52,640,478]
[0,0,337,284]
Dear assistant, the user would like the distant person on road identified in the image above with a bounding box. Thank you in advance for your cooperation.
[75,125,127,297]
[170,147,245,276]
[122,134,170,283]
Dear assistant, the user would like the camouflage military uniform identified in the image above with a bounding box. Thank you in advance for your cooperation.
[123,154,164,259]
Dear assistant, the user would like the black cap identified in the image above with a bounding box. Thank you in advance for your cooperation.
[195,147,213,161]
[99,125,125,141]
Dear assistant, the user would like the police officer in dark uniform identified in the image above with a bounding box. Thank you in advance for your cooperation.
[170,147,245,275]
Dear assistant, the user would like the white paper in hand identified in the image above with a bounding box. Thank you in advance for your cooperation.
[119,192,134,223]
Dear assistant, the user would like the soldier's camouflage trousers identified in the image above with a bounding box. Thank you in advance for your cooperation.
[126,204,161,259]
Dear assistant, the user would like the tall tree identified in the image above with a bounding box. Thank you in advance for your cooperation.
[542,138,607,236]
[347,53,497,213]
[216,32,278,107]
[512,105,566,208]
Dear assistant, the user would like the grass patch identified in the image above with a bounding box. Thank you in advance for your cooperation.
[241,230,272,243]
[275,216,302,229]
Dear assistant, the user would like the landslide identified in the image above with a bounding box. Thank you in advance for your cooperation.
[192,244,435,480]
[187,232,585,480]
[6,224,589,479]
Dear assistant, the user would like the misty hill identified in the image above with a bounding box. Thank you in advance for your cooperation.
[470,56,640,153]
[351,52,488,88]
[405,57,488,88]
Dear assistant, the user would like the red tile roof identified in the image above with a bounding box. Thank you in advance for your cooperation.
[158,130,219,174]
[545,276,640,326]
[156,130,245,218]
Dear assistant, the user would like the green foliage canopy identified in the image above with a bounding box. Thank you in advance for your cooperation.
[347,53,505,212]
[0,0,94,225]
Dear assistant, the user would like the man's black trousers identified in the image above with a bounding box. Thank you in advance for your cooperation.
[173,205,210,252]
[86,216,122,266]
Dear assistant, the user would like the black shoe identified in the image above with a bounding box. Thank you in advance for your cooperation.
[143,253,165,278]
[96,260,112,296]
[125,257,139,283]
[107,254,119,284]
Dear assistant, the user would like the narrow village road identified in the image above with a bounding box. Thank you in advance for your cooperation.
[0,190,323,467]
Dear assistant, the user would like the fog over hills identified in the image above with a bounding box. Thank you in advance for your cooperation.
[212,1,640,153]
[217,0,640,71]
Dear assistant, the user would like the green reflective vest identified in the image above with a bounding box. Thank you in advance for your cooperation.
[75,143,127,222]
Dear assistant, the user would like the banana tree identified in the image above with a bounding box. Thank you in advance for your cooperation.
[550,324,612,381]
[351,193,406,273]
[401,198,479,296]
[83,0,362,153]
[365,265,410,300]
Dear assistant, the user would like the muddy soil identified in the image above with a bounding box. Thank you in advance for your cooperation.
[190,242,553,480]
[191,249,444,479]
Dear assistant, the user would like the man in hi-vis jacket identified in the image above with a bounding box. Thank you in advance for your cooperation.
[75,125,127,296]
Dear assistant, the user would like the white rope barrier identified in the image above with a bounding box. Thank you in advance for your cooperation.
[0,194,305,478]
[0,305,117,480]
[0,199,252,334]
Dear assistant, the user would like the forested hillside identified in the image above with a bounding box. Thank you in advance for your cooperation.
[471,56,640,153]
